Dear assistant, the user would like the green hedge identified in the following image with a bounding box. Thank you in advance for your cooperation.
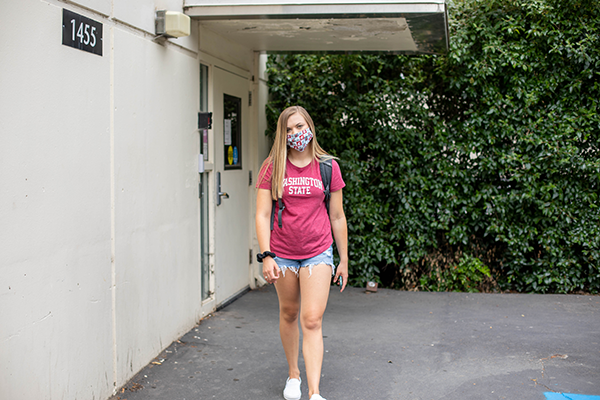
[265,0,600,293]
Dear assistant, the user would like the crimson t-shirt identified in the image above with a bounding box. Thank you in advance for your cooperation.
[258,159,345,259]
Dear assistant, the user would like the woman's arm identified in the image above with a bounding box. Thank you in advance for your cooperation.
[329,189,348,292]
[256,188,280,283]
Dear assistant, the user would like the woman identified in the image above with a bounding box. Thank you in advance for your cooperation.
[255,105,348,400]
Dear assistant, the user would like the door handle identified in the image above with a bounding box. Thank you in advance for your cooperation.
[216,172,229,205]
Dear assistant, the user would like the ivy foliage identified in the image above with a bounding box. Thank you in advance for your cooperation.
[419,254,492,293]
[265,0,600,293]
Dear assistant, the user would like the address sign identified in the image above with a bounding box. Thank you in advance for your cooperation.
[62,9,103,56]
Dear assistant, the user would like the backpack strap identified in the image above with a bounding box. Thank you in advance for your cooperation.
[277,198,285,229]
[320,159,333,215]
[270,198,285,231]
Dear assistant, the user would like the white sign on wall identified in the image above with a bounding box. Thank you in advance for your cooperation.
[224,119,232,145]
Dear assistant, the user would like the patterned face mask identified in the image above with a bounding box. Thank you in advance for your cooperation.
[287,128,313,152]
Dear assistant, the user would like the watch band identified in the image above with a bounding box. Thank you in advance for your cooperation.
[257,251,277,263]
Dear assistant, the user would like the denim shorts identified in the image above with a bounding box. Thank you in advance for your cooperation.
[274,245,335,277]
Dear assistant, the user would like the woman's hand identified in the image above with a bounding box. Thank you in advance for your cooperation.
[262,256,280,284]
[334,260,348,292]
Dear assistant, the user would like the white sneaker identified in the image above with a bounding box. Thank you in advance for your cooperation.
[283,377,301,400]
[310,395,326,400]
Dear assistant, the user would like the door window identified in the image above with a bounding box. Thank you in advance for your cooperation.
[223,94,242,170]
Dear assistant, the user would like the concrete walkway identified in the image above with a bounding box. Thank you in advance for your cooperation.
[110,285,600,400]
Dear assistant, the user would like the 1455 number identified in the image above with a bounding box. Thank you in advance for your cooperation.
[71,19,98,47]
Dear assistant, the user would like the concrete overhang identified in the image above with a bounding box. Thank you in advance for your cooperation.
[184,1,448,54]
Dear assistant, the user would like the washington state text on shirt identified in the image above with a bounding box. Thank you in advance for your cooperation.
[282,176,324,195]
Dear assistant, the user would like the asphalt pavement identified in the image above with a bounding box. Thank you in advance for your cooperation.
[110,285,600,400]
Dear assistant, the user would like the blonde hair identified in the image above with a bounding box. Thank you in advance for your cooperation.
[259,106,334,200]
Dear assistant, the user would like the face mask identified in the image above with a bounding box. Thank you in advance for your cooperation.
[287,128,313,152]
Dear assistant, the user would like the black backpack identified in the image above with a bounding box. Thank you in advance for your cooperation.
[270,159,333,230]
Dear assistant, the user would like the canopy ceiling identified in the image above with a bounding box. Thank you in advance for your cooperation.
[184,1,448,54]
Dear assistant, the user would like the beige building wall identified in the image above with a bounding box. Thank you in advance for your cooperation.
[0,1,262,399]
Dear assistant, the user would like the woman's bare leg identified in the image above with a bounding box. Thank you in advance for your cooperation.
[274,271,302,380]
[299,264,332,397]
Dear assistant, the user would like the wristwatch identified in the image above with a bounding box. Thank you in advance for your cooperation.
[257,251,277,263]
